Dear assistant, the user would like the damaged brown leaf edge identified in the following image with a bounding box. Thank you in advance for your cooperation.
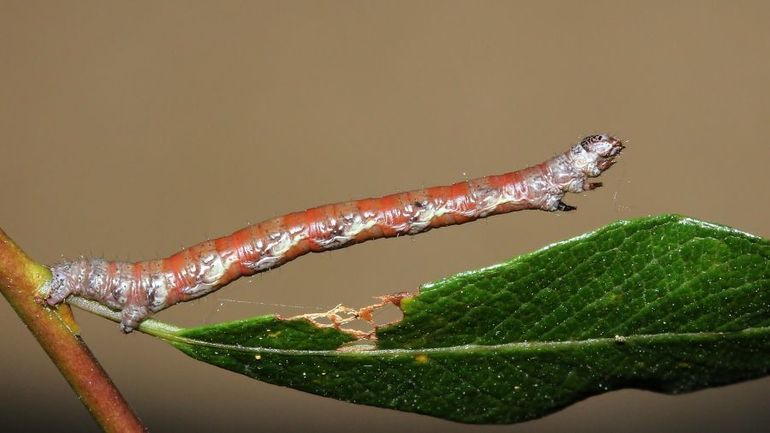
[292,291,415,345]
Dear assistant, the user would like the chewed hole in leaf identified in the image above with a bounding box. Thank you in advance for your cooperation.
[340,319,374,334]
[310,315,334,326]
[291,292,415,340]
[371,302,403,327]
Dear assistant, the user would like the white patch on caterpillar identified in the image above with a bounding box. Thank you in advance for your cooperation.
[407,203,435,234]
[180,251,240,298]
[199,251,225,284]
[251,231,300,271]
[148,273,168,311]
[312,212,378,249]
[181,281,218,298]
[86,259,109,299]
[115,274,132,305]
[345,212,377,234]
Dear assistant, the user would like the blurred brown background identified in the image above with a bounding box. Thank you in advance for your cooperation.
[1,1,769,432]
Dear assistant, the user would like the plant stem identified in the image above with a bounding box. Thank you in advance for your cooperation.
[68,296,182,339]
[0,228,146,433]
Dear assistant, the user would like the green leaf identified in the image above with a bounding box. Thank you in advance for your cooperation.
[163,215,770,424]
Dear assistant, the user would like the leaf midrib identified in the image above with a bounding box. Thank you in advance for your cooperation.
[166,325,770,357]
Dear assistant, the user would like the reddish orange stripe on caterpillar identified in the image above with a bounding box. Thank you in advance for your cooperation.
[43,134,624,332]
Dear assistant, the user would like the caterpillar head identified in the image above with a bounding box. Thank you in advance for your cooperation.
[580,134,624,158]
[573,133,625,176]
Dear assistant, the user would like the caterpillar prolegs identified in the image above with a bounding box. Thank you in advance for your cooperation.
[43,134,624,332]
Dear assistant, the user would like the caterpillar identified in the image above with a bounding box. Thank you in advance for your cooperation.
[43,134,624,332]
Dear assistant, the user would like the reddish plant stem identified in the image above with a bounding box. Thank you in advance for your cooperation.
[0,228,146,433]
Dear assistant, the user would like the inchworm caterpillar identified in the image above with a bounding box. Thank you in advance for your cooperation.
[43,134,624,332]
